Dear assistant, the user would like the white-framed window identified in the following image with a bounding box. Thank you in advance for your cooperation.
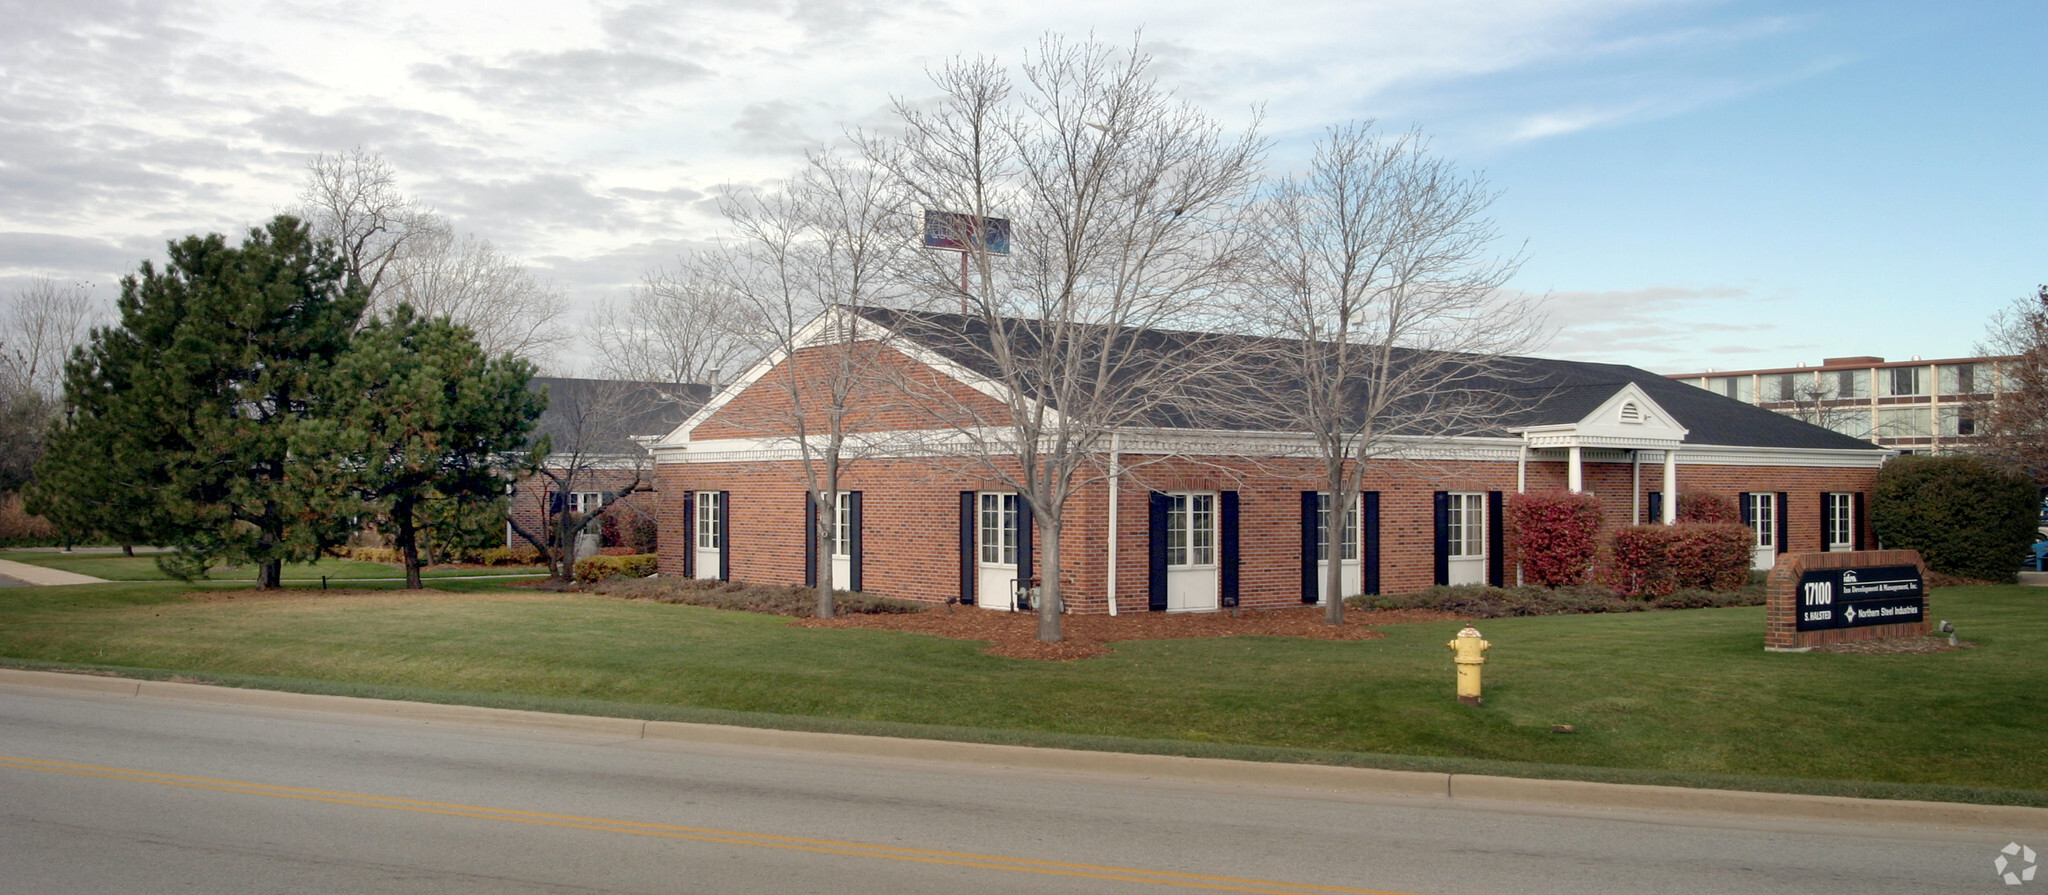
[1825,409,1872,439]
[1938,407,1977,438]
[1827,369,1871,400]
[694,491,722,551]
[1166,492,1216,568]
[570,491,608,514]
[1876,406,1934,438]
[1708,375,1753,402]
[1768,373,1803,403]
[828,491,854,558]
[1938,363,1980,395]
[1747,492,1775,549]
[979,493,1019,565]
[1825,493,1854,551]
[1315,492,1359,562]
[1447,492,1486,558]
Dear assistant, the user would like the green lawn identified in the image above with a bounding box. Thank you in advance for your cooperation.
[0,550,545,581]
[0,580,2040,804]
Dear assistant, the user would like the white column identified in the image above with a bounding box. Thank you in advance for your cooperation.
[1516,444,1528,493]
[1661,450,1679,524]
[1567,445,1583,493]
[1631,452,1642,525]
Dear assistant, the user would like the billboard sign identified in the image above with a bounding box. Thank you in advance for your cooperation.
[922,211,1010,255]
[1794,564,1926,631]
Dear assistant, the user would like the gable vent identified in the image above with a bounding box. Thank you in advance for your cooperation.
[1618,402,1645,424]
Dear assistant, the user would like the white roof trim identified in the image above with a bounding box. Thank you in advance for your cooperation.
[1511,382,1690,450]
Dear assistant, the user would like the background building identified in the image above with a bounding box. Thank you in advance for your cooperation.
[1666,355,2014,453]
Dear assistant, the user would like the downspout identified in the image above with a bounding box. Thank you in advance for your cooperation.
[1106,431,1121,616]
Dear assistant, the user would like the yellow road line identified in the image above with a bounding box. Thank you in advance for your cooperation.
[0,754,1425,895]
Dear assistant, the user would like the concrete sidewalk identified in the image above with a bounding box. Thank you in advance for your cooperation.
[0,560,106,585]
[2,666,2042,833]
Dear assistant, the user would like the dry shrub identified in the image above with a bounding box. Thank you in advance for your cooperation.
[583,576,924,617]
[0,493,58,540]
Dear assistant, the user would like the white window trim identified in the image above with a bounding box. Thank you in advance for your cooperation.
[1447,492,1486,559]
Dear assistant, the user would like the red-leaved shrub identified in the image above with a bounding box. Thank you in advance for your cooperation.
[1677,491,1740,524]
[1505,490,1603,586]
[1605,523,1752,597]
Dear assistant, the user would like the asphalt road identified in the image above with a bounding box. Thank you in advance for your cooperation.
[0,684,2025,894]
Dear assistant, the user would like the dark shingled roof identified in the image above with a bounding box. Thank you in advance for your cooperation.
[528,377,712,455]
[853,307,1880,453]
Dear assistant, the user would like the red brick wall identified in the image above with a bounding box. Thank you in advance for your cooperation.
[654,452,1879,612]
[691,342,1013,441]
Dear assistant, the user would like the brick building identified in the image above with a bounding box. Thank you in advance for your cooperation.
[505,377,710,552]
[1666,354,2014,453]
[652,309,1887,612]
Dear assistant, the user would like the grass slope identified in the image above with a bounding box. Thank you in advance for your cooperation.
[0,581,2039,803]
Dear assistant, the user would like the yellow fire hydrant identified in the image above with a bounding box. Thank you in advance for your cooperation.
[1447,625,1490,706]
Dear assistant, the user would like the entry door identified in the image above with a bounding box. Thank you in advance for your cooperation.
[1316,492,1362,604]
[1446,492,1487,586]
[693,491,723,580]
[1746,492,1776,570]
[1166,492,1220,611]
[977,492,1022,609]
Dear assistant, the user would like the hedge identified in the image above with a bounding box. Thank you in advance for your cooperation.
[1504,490,1602,586]
[1604,523,1751,598]
[1871,453,2038,583]
[573,553,660,583]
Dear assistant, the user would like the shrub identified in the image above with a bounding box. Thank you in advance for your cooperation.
[1605,523,1751,598]
[573,553,659,583]
[479,545,542,566]
[1677,491,1740,524]
[601,509,659,554]
[582,576,925,617]
[0,493,57,542]
[341,546,402,564]
[1505,491,1602,586]
[1871,453,2038,583]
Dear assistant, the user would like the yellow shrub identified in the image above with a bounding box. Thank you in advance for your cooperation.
[574,553,659,583]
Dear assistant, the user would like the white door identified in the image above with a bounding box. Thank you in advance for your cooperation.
[1166,492,1220,611]
[977,492,1022,609]
[692,491,722,580]
[829,491,854,590]
[1446,492,1486,586]
[1316,492,1362,604]
[1748,492,1777,570]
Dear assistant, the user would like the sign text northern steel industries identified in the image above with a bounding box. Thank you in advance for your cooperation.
[1795,564,1926,631]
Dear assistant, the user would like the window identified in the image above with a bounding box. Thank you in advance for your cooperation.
[1314,492,1359,562]
[1447,492,1486,558]
[828,491,854,558]
[694,491,722,550]
[1827,369,1870,400]
[1881,366,1925,397]
[1166,493,1216,567]
[1824,493,1854,551]
[1746,493,1775,549]
[570,492,607,514]
[1769,373,1802,403]
[978,493,1019,565]
[1939,363,1979,395]
[1876,406,1933,438]
[1939,407,1977,438]
[1709,375,1753,402]
[1825,409,1872,439]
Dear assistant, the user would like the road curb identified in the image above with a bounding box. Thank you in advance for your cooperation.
[4,667,2043,831]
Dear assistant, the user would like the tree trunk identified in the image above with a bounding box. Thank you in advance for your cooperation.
[121,544,134,557]
[394,500,424,589]
[258,559,282,590]
[814,493,835,619]
[1037,515,1063,642]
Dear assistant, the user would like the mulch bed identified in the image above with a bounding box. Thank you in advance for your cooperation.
[1809,635,1977,655]
[792,606,1464,661]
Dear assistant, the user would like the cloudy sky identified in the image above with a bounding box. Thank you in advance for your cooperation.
[2,0,2040,375]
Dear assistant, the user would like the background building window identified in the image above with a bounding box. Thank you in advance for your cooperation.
[1938,363,1979,395]
[1876,406,1934,438]
[1881,366,1925,397]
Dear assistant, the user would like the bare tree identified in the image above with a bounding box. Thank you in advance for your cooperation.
[589,261,765,386]
[859,37,1264,641]
[507,379,669,580]
[384,226,569,365]
[1,279,98,399]
[299,148,436,298]
[1242,123,1530,624]
[710,152,914,618]
[1973,286,2048,482]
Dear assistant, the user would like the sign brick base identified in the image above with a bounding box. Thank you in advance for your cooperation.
[1764,550,1930,652]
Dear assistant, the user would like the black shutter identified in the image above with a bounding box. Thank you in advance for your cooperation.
[679,491,694,578]
[1646,491,1663,525]
[1432,491,1450,586]
[717,491,731,581]
[847,491,863,592]
[1017,496,1034,585]
[1299,491,1319,603]
[958,491,976,605]
[1739,492,1753,528]
[1776,492,1789,555]
[803,492,817,588]
[1362,491,1381,596]
[1220,491,1240,609]
[1487,491,1505,587]
[1853,492,1867,551]
[1148,492,1169,611]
